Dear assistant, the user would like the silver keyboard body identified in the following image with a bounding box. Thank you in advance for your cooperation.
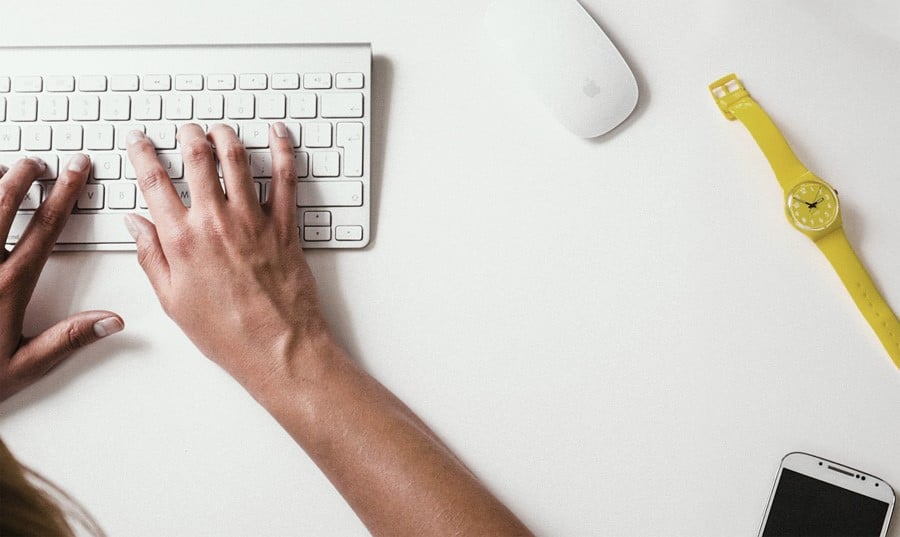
[0,43,372,250]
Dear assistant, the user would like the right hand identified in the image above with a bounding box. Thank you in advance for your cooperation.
[124,123,332,391]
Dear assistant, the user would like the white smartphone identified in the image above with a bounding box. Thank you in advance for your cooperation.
[759,452,895,536]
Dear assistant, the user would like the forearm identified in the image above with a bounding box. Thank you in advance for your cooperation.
[252,337,533,537]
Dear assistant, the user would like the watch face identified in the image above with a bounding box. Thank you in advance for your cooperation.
[787,181,839,231]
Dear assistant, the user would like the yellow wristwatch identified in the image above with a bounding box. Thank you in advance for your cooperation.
[709,73,900,369]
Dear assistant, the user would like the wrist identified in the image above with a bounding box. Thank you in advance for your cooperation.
[244,326,350,417]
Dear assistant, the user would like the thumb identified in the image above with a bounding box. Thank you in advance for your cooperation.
[124,213,170,292]
[11,311,124,381]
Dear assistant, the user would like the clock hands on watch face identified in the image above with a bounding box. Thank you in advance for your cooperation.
[794,187,825,212]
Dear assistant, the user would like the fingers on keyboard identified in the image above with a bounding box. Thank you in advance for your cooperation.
[13,155,89,266]
[0,158,45,243]
[267,123,298,230]
[207,125,255,207]
[126,132,186,224]
[177,124,223,207]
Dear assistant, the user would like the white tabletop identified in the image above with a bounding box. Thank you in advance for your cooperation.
[1,1,899,535]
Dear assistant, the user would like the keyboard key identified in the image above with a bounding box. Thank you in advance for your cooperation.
[77,184,105,210]
[0,126,20,150]
[54,124,83,150]
[173,182,191,207]
[335,73,364,89]
[303,211,331,226]
[101,94,131,120]
[226,94,255,119]
[9,96,38,122]
[71,95,100,121]
[175,74,203,91]
[207,74,236,90]
[303,226,331,241]
[9,213,136,244]
[158,153,184,178]
[164,94,193,120]
[143,74,171,91]
[195,94,224,119]
[117,123,146,149]
[294,151,309,177]
[133,94,162,120]
[108,183,136,209]
[303,73,332,89]
[110,75,139,91]
[22,125,52,150]
[78,75,107,92]
[285,122,301,147]
[46,76,75,92]
[146,123,177,149]
[0,154,19,172]
[39,95,69,121]
[241,122,269,148]
[336,122,363,177]
[289,94,316,118]
[92,153,121,179]
[85,124,114,150]
[249,152,272,177]
[210,121,238,135]
[258,94,286,119]
[335,225,363,241]
[312,151,340,177]
[12,76,42,92]
[272,73,300,90]
[321,93,363,118]
[239,73,267,90]
[0,97,5,121]
[20,184,41,210]
[124,155,137,179]
[304,122,332,148]
[0,77,9,93]
[9,212,135,244]
[297,181,362,207]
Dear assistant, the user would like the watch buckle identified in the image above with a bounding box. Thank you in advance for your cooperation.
[709,73,749,120]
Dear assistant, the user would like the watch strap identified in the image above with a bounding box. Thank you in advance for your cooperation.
[817,229,900,368]
[709,74,809,190]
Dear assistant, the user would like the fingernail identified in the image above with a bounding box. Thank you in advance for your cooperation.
[26,156,47,171]
[0,164,8,176]
[67,153,90,172]
[124,214,141,240]
[127,130,145,146]
[273,122,288,138]
[93,317,124,338]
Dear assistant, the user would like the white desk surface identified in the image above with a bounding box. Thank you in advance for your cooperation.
[1,1,899,535]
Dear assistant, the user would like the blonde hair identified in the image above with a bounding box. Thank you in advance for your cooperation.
[0,438,105,537]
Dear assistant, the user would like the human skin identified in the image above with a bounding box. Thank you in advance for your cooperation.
[0,155,123,402]
[120,122,533,537]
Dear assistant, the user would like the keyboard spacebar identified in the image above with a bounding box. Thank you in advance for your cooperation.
[7,213,135,245]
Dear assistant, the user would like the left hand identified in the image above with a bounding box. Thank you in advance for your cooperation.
[0,155,123,402]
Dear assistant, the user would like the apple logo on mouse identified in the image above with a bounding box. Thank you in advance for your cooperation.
[484,0,640,137]
[582,77,602,98]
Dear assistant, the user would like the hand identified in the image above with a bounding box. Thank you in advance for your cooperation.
[0,156,123,402]
[126,124,533,537]
[124,123,329,391]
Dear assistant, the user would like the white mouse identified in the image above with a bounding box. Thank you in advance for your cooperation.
[484,0,639,138]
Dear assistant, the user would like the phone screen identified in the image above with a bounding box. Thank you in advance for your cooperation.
[762,468,890,536]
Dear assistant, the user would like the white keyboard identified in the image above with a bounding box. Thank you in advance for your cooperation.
[0,43,371,250]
